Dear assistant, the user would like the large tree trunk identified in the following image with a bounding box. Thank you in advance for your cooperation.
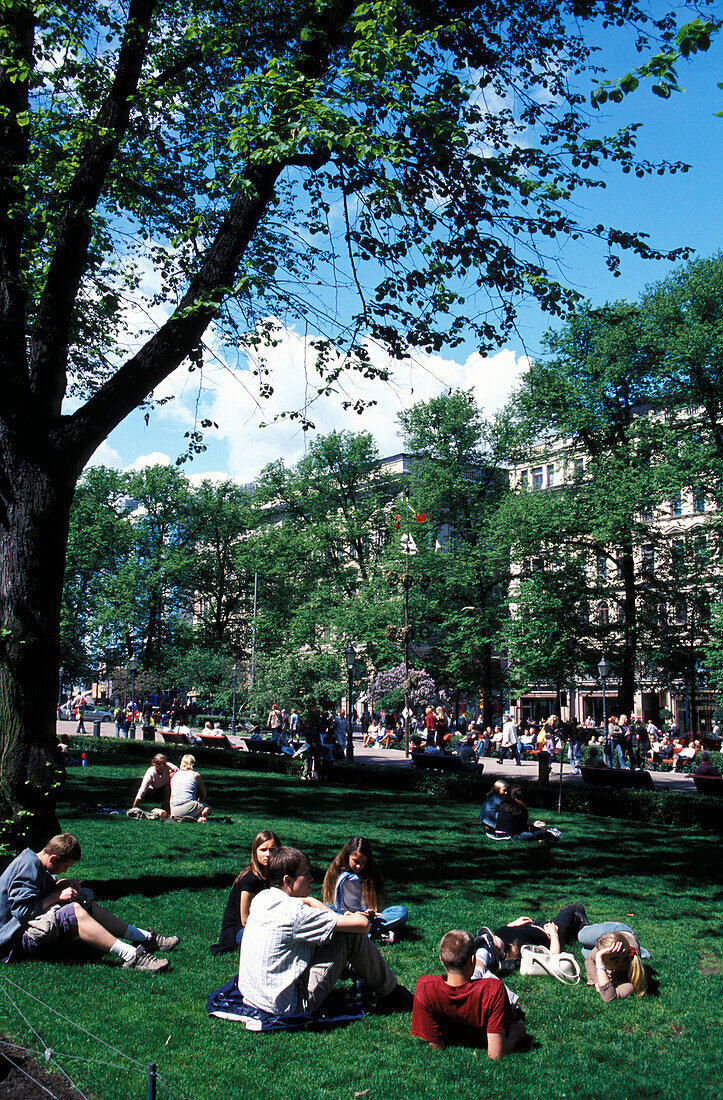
[618,542,637,715]
[0,430,74,847]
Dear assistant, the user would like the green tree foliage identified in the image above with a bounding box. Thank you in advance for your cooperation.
[500,303,670,712]
[398,390,508,721]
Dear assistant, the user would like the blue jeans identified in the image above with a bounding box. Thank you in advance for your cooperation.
[568,743,581,772]
[371,906,408,935]
[578,922,635,957]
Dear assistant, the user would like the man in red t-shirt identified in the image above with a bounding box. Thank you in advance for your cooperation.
[411,929,525,1058]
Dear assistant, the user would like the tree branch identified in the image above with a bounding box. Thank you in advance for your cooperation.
[0,2,34,407]
[59,0,356,472]
[28,0,158,414]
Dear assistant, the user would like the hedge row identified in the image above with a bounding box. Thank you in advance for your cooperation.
[65,735,722,832]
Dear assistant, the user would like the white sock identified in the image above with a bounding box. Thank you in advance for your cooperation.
[126,926,150,944]
[110,939,137,964]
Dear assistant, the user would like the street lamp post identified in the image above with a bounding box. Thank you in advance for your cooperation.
[598,654,610,764]
[345,643,356,763]
[128,656,138,738]
[58,666,63,706]
[231,664,238,736]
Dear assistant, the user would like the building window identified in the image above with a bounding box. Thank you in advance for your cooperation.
[641,499,653,521]
[532,466,543,491]
[574,458,584,480]
[642,545,654,574]
[598,602,609,626]
[519,470,528,490]
[670,492,682,516]
[547,464,555,488]
[671,538,685,573]
[596,553,607,579]
[694,489,706,514]
[617,604,625,624]
[674,600,687,626]
[578,602,590,624]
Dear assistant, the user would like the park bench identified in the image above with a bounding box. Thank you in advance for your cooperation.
[411,750,464,774]
[159,730,195,748]
[580,765,655,790]
[196,732,237,751]
[238,737,284,754]
[693,774,723,797]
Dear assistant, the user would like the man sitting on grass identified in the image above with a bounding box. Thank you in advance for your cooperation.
[0,833,179,972]
[411,930,526,1058]
[238,846,413,1017]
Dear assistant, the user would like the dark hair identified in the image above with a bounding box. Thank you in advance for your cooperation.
[322,837,386,911]
[43,834,81,862]
[439,930,475,971]
[234,830,281,885]
[151,753,167,767]
[267,846,307,887]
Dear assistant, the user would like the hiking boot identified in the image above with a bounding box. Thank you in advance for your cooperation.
[123,947,169,972]
[379,929,396,944]
[145,929,180,952]
[374,984,414,1014]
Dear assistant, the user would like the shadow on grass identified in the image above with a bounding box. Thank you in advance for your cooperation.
[62,764,723,906]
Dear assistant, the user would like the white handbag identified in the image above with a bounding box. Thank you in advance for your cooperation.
[520,944,581,985]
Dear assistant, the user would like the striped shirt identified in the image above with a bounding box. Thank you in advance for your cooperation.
[238,888,338,1015]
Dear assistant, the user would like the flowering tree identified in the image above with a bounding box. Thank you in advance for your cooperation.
[368,665,436,712]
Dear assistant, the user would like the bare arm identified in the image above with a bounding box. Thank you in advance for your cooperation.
[544,921,562,955]
[239,890,253,926]
[487,1033,506,1060]
[196,774,207,799]
[335,912,371,934]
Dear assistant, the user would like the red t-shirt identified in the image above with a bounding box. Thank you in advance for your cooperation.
[411,975,510,1048]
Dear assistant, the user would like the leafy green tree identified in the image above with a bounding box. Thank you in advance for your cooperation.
[500,303,671,713]
[398,390,508,722]
[0,0,707,838]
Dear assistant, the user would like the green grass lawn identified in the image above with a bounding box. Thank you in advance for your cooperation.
[1,760,721,1100]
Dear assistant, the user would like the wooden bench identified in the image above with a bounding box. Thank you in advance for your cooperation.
[693,774,723,797]
[411,750,464,774]
[580,765,655,790]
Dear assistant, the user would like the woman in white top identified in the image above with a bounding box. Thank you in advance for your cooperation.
[170,754,209,821]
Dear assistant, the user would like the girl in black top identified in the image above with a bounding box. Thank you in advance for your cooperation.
[211,829,280,953]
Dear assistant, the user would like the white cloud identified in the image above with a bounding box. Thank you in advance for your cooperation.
[126,451,171,471]
[85,440,123,468]
[147,322,528,483]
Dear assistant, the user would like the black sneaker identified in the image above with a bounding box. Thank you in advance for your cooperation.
[374,984,414,1014]
[145,930,180,952]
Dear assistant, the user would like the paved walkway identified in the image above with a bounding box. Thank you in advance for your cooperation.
[59,719,698,796]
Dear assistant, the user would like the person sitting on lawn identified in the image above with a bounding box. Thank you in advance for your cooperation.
[478,780,508,834]
[132,753,178,815]
[411,929,526,1057]
[170,754,209,821]
[0,833,178,971]
[237,846,412,1017]
[211,830,280,953]
[322,836,408,944]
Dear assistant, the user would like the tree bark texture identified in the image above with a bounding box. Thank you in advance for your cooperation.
[0,427,74,845]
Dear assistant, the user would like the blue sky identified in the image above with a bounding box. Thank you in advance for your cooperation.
[89,27,722,484]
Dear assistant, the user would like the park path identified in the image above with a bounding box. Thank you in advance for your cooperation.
[57,719,697,796]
